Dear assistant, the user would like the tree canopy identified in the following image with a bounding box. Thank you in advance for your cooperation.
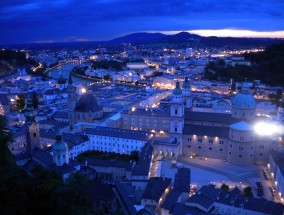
[0,115,94,215]
[205,42,284,86]
[16,94,26,112]
[32,92,39,109]
[243,186,253,197]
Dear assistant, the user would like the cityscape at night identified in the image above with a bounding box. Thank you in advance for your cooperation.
[1,1,284,215]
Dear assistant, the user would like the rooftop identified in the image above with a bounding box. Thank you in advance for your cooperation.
[142,177,171,202]
[183,124,229,138]
[74,93,102,112]
[174,167,191,193]
[132,142,153,177]
[185,110,238,124]
[84,126,153,141]
[229,121,254,131]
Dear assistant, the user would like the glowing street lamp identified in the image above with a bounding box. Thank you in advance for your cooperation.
[254,122,281,136]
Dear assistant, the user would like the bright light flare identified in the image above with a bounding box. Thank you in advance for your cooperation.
[254,122,280,135]
[81,88,86,94]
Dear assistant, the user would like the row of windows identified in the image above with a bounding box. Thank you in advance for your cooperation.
[229,144,264,150]
[93,146,130,154]
[92,142,140,150]
[188,145,224,151]
[188,122,226,127]
[187,137,224,144]
[234,111,253,117]
[231,135,254,141]
[91,136,141,143]
[228,152,263,157]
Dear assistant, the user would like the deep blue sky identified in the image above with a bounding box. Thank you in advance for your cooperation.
[1,0,284,44]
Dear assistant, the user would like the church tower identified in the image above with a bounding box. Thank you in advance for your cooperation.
[170,82,184,150]
[52,130,69,166]
[25,94,40,150]
[67,74,77,129]
[277,98,284,122]
[56,71,68,90]
[182,77,192,109]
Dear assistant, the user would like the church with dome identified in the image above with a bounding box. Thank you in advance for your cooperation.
[122,78,273,166]
[68,91,104,126]
[12,93,80,180]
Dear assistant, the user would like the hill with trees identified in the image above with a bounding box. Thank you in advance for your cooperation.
[204,42,284,86]
[0,115,94,215]
[109,32,281,48]
[0,49,39,76]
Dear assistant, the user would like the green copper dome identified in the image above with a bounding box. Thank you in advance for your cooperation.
[232,83,256,109]
[52,130,68,152]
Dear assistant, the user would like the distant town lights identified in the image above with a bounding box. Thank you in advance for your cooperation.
[254,122,280,135]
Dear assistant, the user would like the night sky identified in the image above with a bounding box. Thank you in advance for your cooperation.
[1,0,284,44]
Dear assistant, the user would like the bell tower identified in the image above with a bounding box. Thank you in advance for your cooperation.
[67,74,77,129]
[182,77,192,109]
[25,94,40,150]
[52,130,69,166]
[170,82,184,150]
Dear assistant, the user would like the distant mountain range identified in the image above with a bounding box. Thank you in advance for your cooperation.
[109,32,282,47]
[1,32,283,49]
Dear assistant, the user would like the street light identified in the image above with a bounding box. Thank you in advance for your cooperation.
[254,122,281,136]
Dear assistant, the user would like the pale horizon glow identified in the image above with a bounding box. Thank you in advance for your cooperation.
[149,29,284,39]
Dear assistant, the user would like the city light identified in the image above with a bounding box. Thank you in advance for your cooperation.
[254,122,280,136]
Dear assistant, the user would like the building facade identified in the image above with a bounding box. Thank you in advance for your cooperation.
[121,80,273,165]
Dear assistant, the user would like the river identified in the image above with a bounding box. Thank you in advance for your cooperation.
[47,62,93,85]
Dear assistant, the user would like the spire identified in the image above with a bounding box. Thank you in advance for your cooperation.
[53,130,68,152]
[173,81,182,95]
[241,82,250,94]
[24,94,37,126]
[176,81,180,89]
[67,74,76,95]
[56,130,63,142]
[68,73,73,85]
[183,77,190,89]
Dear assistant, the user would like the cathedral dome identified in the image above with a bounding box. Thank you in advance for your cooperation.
[173,81,182,95]
[74,93,102,112]
[52,130,68,153]
[232,93,256,109]
[232,83,256,109]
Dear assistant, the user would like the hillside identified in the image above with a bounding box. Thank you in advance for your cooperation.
[0,49,38,76]
[245,42,284,86]
[109,32,281,48]
[3,32,282,50]
[204,42,284,86]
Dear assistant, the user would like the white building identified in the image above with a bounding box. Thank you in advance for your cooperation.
[84,126,153,155]
[126,62,148,70]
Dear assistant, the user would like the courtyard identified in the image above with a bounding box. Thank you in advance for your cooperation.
[151,156,276,202]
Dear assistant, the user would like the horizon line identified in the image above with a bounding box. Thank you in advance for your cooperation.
[147,29,284,39]
[2,28,284,45]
